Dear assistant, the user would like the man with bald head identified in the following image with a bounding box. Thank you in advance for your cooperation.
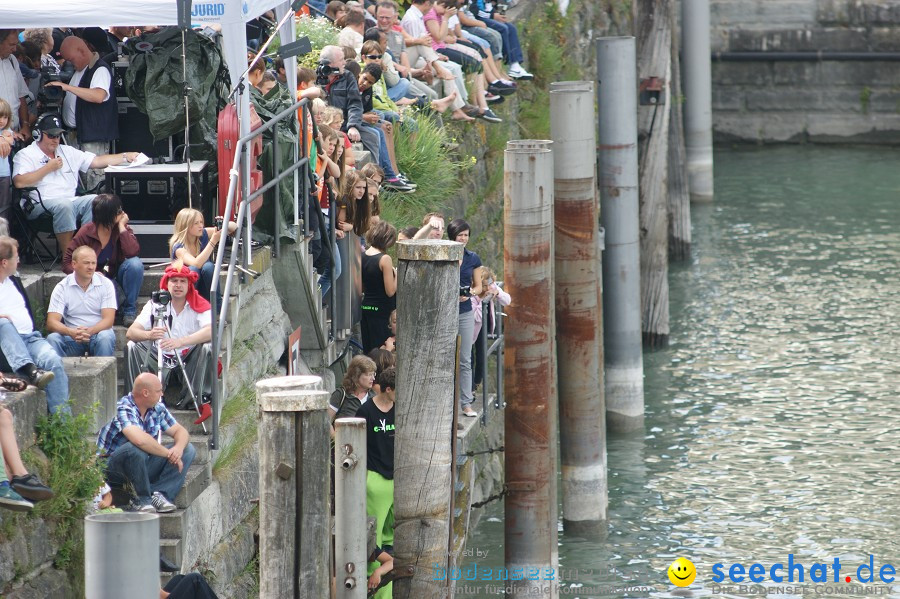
[46,245,116,357]
[44,35,119,189]
[97,372,195,513]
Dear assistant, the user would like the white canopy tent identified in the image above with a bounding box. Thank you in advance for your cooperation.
[3,0,301,135]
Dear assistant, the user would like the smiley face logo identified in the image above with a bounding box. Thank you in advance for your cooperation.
[668,557,696,587]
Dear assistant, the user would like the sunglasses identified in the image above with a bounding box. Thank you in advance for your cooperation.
[45,133,61,139]
[365,54,383,60]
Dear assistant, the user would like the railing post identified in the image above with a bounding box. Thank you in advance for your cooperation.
[335,417,367,599]
[683,0,715,202]
[503,142,559,599]
[256,375,330,599]
[550,80,607,536]
[274,126,282,258]
[393,239,464,598]
[480,298,489,424]
[85,513,159,599]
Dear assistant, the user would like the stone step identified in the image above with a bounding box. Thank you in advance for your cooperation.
[160,538,182,570]
[158,509,188,539]
[174,462,212,509]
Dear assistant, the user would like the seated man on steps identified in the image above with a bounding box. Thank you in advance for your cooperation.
[0,236,70,413]
[46,245,117,357]
[97,372,196,513]
[11,113,139,251]
[125,262,213,418]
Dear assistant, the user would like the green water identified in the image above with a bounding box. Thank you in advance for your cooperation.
[462,146,900,598]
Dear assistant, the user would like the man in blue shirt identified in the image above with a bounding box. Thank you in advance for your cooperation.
[97,372,195,513]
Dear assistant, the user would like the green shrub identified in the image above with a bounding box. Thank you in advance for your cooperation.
[296,16,340,69]
[380,113,469,230]
[34,409,106,588]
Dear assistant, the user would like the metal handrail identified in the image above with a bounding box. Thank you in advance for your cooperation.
[208,96,315,450]
[479,286,506,425]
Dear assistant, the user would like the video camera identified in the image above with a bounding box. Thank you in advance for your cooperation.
[37,64,74,109]
[459,285,472,298]
[315,59,340,86]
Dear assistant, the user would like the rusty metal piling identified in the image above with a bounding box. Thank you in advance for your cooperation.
[550,81,608,536]
[503,142,559,599]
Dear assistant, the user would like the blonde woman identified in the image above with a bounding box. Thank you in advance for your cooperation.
[168,208,237,301]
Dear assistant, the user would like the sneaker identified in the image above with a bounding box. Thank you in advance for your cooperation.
[127,500,157,514]
[507,65,534,80]
[151,491,177,513]
[123,312,137,327]
[383,178,415,193]
[27,368,54,390]
[0,483,34,512]
[462,406,478,418]
[488,81,516,96]
[397,174,417,189]
[478,108,503,124]
[485,93,505,105]
[10,473,54,502]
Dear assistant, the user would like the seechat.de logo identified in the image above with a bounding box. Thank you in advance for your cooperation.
[668,558,697,587]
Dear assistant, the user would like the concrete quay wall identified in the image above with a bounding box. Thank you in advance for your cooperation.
[709,0,900,143]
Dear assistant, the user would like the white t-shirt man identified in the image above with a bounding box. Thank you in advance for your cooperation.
[47,273,117,329]
[0,277,34,334]
[12,142,96,203]
[0,55,29,130]
[134,300,212,358]
[63,61,112,129]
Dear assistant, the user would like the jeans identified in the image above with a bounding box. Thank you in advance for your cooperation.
[116,256,143,316]
[464,25,503,58]
[458,309,475,408]
[0,320,69,414]
[28,193,94,234]
[319,236,341,300]
[387,77,411,103]
[485,18,524,65]
[125,342,213,408]
[190,261,221,305]
[361,123,398,179]
[356,124,381,165]
[47,329,116,357]
[105,441,197,503]
[376,110,418,134]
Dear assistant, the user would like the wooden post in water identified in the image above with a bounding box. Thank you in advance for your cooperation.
[335,417,367,598]
[667,17,692,261]
[504,142,559,599]
[597,37,645,432]
[549,81,608,536]
[636,0,672,348]
[256,375,330,599]
[393,239,464,599]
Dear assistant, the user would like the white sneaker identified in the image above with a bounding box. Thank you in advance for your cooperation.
[508,65,533,80]
[151,491,177,513]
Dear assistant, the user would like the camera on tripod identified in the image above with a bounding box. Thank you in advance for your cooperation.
[151,290,172,306]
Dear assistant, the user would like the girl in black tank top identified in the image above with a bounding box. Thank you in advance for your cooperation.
[361,221,398,353]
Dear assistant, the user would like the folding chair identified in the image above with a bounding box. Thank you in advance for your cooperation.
[11,186,60,272]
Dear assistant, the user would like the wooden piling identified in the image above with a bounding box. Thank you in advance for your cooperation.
[256,376,330,599]
[636,0,672,348]
[392,240,464,599]
[550,81,608,537]
[335,417,367,598]
[504,143,559,599]
[667,18,692,262]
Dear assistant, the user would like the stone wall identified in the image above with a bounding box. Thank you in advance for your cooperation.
[709,0,900,143]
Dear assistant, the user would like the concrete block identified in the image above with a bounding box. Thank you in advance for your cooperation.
[816,0,852,25]
[819,61,900,86]
[806,111,900,142]
[62,356,118,434]
[159,509,188,538]
[712,111,809,143]
[745,88,821,111]
[3,388,45,453]
[174,462,212,509]
[711,0,817,29]
[857,2,900,26]
[772,61,821,85]
[869,26,900,50]
[712,62,774,86]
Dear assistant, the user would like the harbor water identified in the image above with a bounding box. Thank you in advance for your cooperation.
[462,145,900,598]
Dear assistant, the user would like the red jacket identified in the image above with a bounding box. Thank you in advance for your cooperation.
[62,222,141,278]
